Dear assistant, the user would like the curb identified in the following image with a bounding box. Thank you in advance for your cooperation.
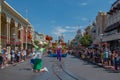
[72,55,120,73]
[82,59,120,73]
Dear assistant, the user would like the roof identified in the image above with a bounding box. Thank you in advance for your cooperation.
[3,1,30,25]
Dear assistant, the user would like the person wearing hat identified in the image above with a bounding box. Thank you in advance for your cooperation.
[31,40,48,72]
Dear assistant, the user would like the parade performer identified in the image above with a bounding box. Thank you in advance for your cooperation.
[56,45,62,61]
[31,40,48,72]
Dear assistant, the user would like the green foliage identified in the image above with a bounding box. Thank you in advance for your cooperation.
[34,40,39,45]
[43,43,48,47]
[80,35,92,47]
[52,46,56,49]
[62,46,65,50]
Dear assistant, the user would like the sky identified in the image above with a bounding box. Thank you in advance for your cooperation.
[6,0,116,42]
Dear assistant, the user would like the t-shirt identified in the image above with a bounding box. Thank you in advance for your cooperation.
[34,50,42,59]
[104,51,109,58]
[40,48,45,53]
[1,49,5,54]
[34,45,45,59]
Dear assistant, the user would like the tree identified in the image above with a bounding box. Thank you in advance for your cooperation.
[80,35,92,47]
[34,40,40,45]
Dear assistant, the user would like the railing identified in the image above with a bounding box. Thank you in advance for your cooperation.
[102,33,120,41]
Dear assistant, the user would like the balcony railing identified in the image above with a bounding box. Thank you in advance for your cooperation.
[102,32,120,42]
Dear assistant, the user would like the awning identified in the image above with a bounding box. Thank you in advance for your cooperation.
[105,21,120,32]
[15,41,21,45]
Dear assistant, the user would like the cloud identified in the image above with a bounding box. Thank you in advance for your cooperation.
[81,17,89,21]
[50,20,56,24]
[80,2,87,6]
[52,26,67,36]
[65,26,78,29]
[64,34,75,40]
[52,25,85,42]
[74,16,89,22]
[52,26,78,36]
[108,0,114,4]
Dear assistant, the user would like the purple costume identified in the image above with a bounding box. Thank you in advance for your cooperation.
[56,48,62,61]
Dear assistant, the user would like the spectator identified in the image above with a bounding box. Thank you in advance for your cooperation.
[103,48,109,66]
[0,53,4,69]
[22,49,27,61]
[10,49,15,64]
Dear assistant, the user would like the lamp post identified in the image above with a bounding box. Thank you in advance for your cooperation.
[19,27,23,50]
[26,27,28,50]
[12,33,16,50]
[100,33,103,49]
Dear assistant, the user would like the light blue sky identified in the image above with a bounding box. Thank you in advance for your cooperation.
[6,0,116,42]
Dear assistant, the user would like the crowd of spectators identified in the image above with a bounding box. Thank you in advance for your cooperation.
[81,47,120,71]
[69,47,120,71]
[0,48,32,69]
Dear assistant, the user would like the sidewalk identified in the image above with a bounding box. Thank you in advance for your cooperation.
[64,55,120,80]
[78,55,120,73]
[68,55,120,73]
[89,61,120,73]
[0,60,27,69]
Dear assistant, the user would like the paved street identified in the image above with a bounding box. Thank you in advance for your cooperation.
[1,0,120,80]
[65,55,120,80]
[0,54,120,80]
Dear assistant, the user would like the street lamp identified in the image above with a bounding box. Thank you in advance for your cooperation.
[26,27,28,50]
[18,27,23,50]
[100,34,103,41]
[100,33,103,49]
[12,33,16,49]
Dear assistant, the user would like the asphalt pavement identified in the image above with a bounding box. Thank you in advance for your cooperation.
[0,54,120,80]
[64,55,120,80]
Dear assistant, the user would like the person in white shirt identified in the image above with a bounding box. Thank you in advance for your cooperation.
[31,41,48,73]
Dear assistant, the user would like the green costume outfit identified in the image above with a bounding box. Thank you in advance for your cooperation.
[33,45,45,70]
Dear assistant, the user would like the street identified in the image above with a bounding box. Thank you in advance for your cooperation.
[1,0,120,80]
[65,55,120,80]
[0,54,120,80]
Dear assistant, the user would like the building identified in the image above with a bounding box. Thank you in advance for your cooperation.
[90,22,97,42]
[58,34,64,42]
[0,0,34,52]
[34,31,46,44]
[70,28,82,47]
[104,0,120,50]
[93,11,107,46]
[75,28,82,41]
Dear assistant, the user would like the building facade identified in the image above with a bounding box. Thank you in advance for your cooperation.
[89,11,107,47]
[70,28,82,48]
[0,0,33,52]
[104,0,120,50]
[94,12,107,44]
[34,31,46,44]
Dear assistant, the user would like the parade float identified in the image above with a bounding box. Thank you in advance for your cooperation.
[49,41,67,57]
[45,34,67,57]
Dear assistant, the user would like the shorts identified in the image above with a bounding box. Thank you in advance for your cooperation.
[30,59,35,64]
[0,62,3,65]
[33,59,42,70]
[0,56,3,64]
[103,58,108,62]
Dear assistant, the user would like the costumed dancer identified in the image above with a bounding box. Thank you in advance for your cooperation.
[31,40,48,72]
[56,45,62,61]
